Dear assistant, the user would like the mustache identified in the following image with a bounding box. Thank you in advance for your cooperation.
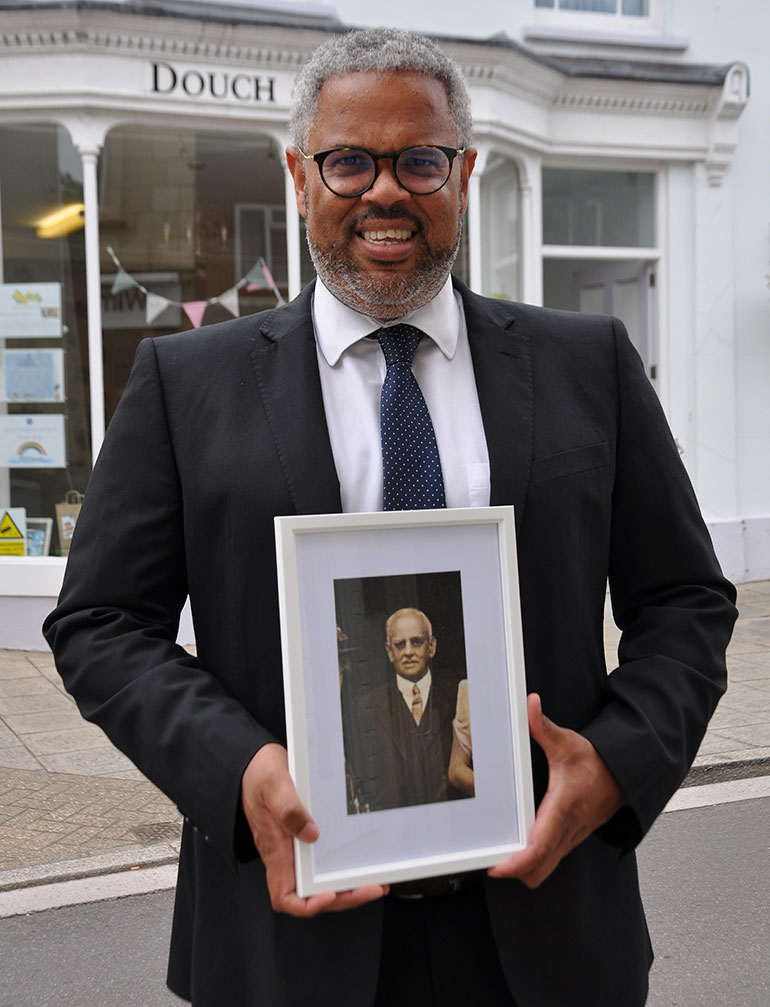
[348,209,424,235]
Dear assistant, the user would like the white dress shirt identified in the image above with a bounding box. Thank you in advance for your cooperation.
[396,670,432,718]
[312,276,490,513]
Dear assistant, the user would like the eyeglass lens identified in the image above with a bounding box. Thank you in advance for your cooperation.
[321,147,452,195]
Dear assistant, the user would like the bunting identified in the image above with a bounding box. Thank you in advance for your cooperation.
[217,287,241,319]
[104,246,284,329]
[145,292,170,325]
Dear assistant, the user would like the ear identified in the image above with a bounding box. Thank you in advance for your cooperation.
[428,636,437,659]
[385,641,395,665]
[458,147,477,216]
[285,146,308,219]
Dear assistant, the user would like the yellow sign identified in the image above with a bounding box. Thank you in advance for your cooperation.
[0,508,26,555]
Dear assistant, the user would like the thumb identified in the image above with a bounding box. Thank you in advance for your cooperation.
[526,692,560,755]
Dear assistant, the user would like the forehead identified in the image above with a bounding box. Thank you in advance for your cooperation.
[389,613,429,640]
[309,70,457,150]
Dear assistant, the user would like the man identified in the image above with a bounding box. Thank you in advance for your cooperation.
[343,607,464,812]
[44,27,736,1007]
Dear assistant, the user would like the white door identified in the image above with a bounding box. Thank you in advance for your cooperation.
[573,260,655,382]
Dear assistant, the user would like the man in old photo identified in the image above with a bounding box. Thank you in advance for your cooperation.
[45,27,736,1007]
[343,607,465,812]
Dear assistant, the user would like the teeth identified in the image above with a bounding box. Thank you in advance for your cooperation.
[362,228,413,243]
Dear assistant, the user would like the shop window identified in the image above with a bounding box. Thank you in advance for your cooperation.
[0,123,90,557]
[99,125,307,422]
[480,155,520,301]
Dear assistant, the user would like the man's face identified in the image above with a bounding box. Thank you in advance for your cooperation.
[286,71,476,321]
[385,611,437,682]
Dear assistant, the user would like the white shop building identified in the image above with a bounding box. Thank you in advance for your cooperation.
[0,0,763,646]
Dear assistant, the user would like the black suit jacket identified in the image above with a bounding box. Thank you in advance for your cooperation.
[44,278,736,1007]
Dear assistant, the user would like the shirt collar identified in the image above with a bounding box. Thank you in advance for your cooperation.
[395,669,432,703]
[313,275,459,367]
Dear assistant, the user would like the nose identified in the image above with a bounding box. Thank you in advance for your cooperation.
[361,158,408,207]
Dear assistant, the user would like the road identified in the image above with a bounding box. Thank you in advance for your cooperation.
[1,792,768,1006]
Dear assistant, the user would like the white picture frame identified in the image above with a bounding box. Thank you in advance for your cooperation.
[275,506,534,897]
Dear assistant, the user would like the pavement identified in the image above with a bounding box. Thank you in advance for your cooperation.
[0,581,768,895]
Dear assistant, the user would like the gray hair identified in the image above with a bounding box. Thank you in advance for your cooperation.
[289,28,473,150]
[385,608,434,643]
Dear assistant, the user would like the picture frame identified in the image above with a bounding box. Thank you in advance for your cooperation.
[275,506,534,897]
[26,516,53,557]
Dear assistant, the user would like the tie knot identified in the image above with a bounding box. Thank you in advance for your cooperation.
[373,324,423,368]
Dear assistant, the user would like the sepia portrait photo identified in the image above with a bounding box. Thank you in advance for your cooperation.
[335,571,474,816]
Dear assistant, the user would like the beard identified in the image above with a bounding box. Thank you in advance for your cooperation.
[305,202,464,322]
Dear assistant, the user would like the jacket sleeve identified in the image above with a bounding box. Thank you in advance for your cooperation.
[43,338,275,869]
[581,320,737,848]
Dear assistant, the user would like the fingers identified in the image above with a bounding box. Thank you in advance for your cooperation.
[488,694,626,889]
[243,743,317,842]
[241,744,389,917]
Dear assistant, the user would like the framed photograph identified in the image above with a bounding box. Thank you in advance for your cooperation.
[26,517,53,556]
[275,506,534,897]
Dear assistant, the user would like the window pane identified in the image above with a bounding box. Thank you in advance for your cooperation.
[542,169,655,247]
[99,126,291,423]
[559,0,617,12]
[535,0,556,7]
[0,123,90,556]
[622,0,647,14]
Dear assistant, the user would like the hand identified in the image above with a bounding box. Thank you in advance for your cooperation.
[241,743,388,916]
[488,693,626,889]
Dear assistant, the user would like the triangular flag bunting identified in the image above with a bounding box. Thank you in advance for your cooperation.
[111,267,136,295]
[146,293,170,325]
[183,300,208,329]
[219,287,240,318]
[260,260,285,305]
[245,262,267,287]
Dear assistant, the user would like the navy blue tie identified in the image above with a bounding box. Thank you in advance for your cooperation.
[371,324,446,511]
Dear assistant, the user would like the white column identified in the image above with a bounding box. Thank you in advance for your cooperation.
[284,164,302,300]
[79,146,106,461]
[519,153,542,306]
[692,161,737,520]
[467,171,483,295]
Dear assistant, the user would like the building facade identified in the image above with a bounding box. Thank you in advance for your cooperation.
[0,0,765,646]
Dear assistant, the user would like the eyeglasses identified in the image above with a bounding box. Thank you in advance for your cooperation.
[297,145,464,197]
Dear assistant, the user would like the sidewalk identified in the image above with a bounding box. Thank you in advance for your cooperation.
[1,582,768,888]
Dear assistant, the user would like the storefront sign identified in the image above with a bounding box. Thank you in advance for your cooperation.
[0,283,62,338]
[150,61,276,103]
[1,414,67,468]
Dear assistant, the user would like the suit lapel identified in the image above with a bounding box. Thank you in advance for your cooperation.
[250,283,342,515]
[456,279,534,531]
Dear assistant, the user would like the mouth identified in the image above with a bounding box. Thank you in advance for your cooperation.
[359,227,415,245]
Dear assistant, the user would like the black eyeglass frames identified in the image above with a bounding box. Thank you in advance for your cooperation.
[297,145,465,197]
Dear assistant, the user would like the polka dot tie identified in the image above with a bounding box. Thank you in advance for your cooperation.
[371,324,447,511]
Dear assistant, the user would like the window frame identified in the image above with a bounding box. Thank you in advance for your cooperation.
[530,0,665,39]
